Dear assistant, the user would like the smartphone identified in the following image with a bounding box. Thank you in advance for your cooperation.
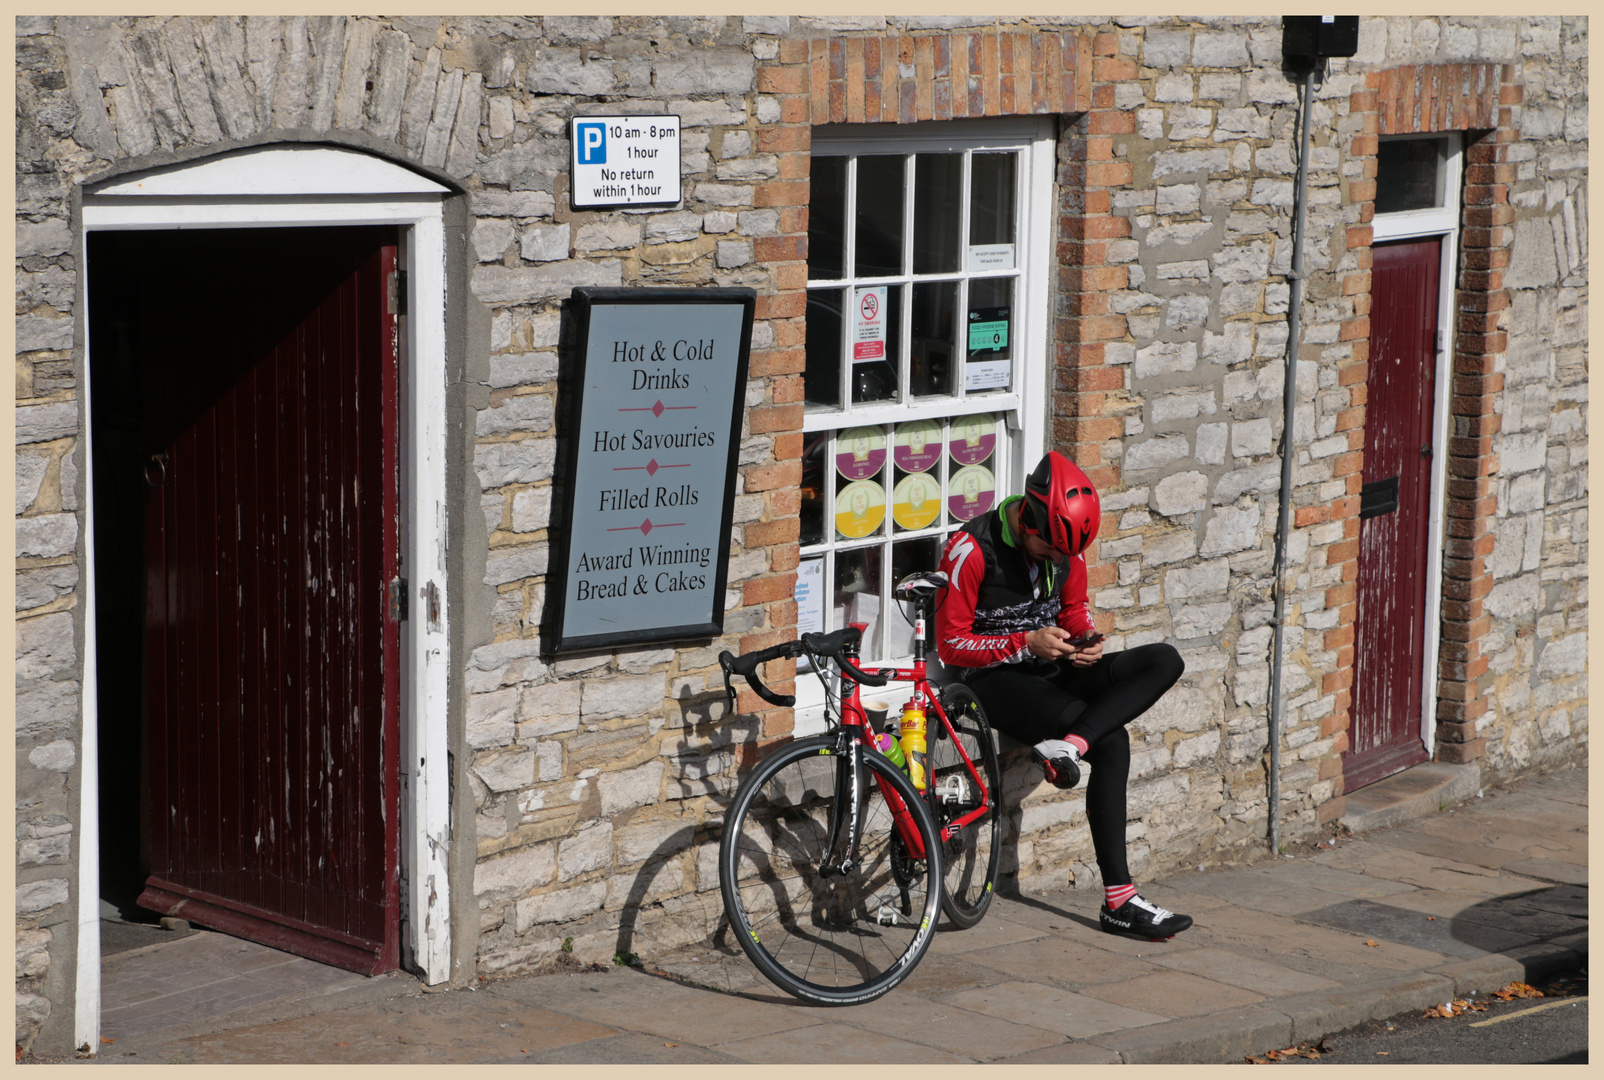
[1067,632,1104,649]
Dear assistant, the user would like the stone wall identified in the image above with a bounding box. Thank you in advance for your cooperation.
[14,14,1586,1053]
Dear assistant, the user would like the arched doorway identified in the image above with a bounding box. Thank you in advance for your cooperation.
[79,144,456,1041]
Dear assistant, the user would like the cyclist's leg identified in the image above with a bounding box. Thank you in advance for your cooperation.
[1057,642,1184,748]
[1081,724,1132,886]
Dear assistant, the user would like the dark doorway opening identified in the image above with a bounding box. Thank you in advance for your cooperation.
[89,225,403,975]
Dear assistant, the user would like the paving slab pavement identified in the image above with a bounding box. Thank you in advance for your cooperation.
[85,763,1585,1065]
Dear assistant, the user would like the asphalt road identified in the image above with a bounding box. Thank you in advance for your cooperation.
[1249,974,1588,1065]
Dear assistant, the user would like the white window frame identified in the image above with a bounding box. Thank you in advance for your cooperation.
[1370,131,1462,759]
[793,118,1056,733]
[76,146,455,1047]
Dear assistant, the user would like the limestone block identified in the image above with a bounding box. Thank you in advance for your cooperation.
[1200,74,1244,103]
[474,746,536,793]
[1174,602,1231,639]
[27,740,76,773]
[470,260,622,304]
[1250,178,1294,208]
[647,211,702,243]
[557,823,613,881]
[1134,341,1198,379]
[16,680,78,738]
[1151,148,1230,181]
[17,566,79,611]
[1166,294,1210,330]
[1019,793,1084,834]
[615,819,694,865]
[476,393,554,438]
[1200,504,1261,556]
[16,609,75,677]
[1142,28,1192,69]
[1136,109,1165,139]
[1165,557,1230,601]
[1157,259,1210,280]
[1156,184,1201,215]
[15,928,51,978]
[1505,471,1545,515]
[1152,471,1209,516]
[16,314,74,354]
[693,182,754,208]
[518,683,581,739]
[473,218,514,262]
[16,452,51,515]
[513,880,607,931]
[574,220,640,253]
[1144,529,1199,565]
[715,240,752,268]
[1246,68,1297,104]
[489,351,558,390]
[1173,729,1222,768]
[510,487,552,533]
[598,760,666,816]
[1536,633,1587,680]
[16,264,76,313]
[16,879,69,915]
[1124,436,1191,472]
[604,855,686,910]
[467,687,519,749]
[1214,463,1280,503]
[1231,418,1274,458]
[475,840,556,902]
[525,47,615,95]
[1196,423,1228,465]
[1484,575,1540,620]
[1154,74,1194,103]
[17,218,71,259]
[1212,241,1270,283]
[581,674,665,722]
[518,222,572,262]
[16,514,77,559]
[1500,430,1548,474]
[484,544,546,587]
[472,191,558,218]
[1193,32,1249,67]
[743,16,790,33]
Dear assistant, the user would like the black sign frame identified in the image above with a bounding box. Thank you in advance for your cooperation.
[546,286,756,654]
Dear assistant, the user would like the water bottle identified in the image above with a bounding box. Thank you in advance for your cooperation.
[899,701,928,791]
[872,731,907,770]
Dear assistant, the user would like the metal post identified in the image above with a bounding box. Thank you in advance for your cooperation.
[1268,63,1318,857]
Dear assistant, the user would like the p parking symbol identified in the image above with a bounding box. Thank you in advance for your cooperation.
[577,122,607,165]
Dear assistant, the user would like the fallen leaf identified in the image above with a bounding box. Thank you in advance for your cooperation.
[333,1043,349,1048]
[1493,982,1544,1001]
[1426,916,1437,921]
[665,1043,679,1048]
[100,1038,115,1045]
[1365,939,1380,947]
[1377,1051,1390,1055]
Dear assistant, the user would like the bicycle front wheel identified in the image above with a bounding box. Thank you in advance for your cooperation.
[719,735,943,1005]
[931,683,1004,928]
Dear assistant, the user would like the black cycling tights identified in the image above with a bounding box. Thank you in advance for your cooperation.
[966,642,1185,886]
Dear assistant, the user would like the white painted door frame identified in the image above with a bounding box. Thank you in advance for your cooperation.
[76,145,455,1048]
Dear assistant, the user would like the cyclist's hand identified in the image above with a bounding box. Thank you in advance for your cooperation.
[1027,626,1075,659]
[1070,638,1104,666]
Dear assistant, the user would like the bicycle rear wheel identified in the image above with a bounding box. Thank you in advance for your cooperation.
[719,734,943,1005]
[931,684,1003,928]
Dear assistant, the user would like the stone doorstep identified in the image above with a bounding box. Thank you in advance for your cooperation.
[1339,762,1482,835]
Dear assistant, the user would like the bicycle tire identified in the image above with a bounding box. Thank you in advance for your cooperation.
[719,734,943,1005]
[931,683,1004,929]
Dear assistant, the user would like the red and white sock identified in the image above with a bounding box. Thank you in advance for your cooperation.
[1105,883,1137,910]
[1065,734,1089,756]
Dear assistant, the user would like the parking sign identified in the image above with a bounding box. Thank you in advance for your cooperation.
[570,115,682,209]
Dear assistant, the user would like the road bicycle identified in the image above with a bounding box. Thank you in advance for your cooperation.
[716,571,1003,1005]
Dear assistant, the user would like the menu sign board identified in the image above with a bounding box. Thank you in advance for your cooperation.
[551,288,755,652]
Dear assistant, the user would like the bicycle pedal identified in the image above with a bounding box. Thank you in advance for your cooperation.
[934,775,969,804]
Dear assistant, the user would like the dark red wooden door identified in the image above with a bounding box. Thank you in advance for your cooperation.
[1345,237,1440,791]
[130,227,402,975]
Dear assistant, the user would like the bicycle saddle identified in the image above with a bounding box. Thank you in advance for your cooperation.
[893,571,948,602]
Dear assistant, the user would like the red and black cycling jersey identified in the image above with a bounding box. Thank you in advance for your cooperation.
[936,495,1096,674]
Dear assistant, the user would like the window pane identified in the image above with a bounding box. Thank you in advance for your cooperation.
[800,432,827,546]
[910,280,958,398]
[1376,138,1446,213]
[887,536,944,656]
[969,153,1017,249]
[851,285,901,404]
[809,156,848,280]
[805,288,844,408]
[964,277,1013,393]
[913,153,962,274]
[834,545,885,653]
[854,155,905,276]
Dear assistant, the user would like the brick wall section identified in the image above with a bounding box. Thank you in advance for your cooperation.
[1341,62,1516,771]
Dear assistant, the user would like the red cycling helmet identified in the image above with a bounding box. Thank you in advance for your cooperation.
[1022,451,1100,557]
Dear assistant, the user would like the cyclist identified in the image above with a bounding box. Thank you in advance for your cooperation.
[935,450,1193,940]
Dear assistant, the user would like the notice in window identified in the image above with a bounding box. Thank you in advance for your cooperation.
[797,557,824,637]
[853,286,887,363]
[965,305,1011,391]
